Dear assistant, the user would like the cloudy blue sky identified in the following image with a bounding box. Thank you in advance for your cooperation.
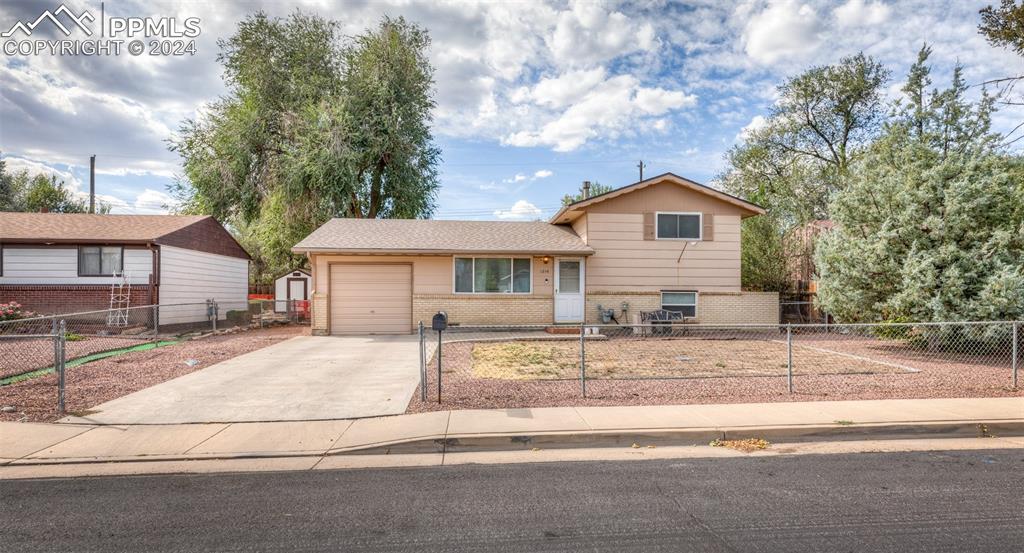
[1,0,1021,220]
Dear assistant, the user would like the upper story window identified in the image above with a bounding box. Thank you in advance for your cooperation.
[79,246,123,276]
[454,257,531,294]
[656,212,702,240]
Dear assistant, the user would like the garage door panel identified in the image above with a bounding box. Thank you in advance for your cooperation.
[329,264,412,335]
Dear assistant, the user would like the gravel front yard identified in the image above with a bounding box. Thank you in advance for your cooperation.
[407,335,1021,413]
[1,336,152,379]
[0,325,307,423]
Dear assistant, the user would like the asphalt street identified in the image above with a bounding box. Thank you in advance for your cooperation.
[3,449,1024,552]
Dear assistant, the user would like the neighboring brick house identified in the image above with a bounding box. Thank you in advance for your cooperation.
[0,213,250,324]
[293,173,778,335]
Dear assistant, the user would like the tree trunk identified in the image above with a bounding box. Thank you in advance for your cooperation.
[368,160,385,218]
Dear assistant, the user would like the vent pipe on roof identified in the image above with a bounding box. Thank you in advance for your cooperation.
[582,180,591,199]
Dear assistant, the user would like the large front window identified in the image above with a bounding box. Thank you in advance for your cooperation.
[79,246,123,276]
[454,257,531,293]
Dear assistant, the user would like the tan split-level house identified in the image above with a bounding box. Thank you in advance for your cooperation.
[293,173,778,335]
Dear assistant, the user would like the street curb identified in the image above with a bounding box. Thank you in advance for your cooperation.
[6,419,1023,468]
[332,419,1024,455]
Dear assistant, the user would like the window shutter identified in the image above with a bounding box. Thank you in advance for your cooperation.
[702,213,714,241]
[643,212,655,240]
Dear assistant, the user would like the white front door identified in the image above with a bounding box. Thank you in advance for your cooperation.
[554,258,584,323]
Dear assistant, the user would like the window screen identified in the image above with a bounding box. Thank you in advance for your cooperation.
[656,213,701,239]
[79,246,123,276]
[454,257,531,293]
[662,291,697,317]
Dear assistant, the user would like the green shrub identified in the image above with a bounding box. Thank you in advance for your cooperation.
[873,317,913,340]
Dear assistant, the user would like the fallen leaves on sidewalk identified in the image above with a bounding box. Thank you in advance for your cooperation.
[709,438,770,453]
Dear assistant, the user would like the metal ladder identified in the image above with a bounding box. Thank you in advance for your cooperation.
[107,271,131,327]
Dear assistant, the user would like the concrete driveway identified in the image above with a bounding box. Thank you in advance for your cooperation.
[63,335,427,424]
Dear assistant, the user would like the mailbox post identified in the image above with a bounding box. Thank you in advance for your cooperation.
[431,311,448,403]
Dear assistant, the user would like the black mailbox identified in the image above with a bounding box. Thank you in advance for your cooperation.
[431,311,448,331]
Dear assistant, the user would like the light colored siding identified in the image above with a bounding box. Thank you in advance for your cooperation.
[584,212,742,292]
[158,245,249,324]
[311,254,553,296]
[570,213,587,243]
[308,253,556,332]
[313,254,450,295]
[0,247,152,285]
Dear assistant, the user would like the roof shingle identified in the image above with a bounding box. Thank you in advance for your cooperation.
[292,219,592,255]
[0,213,208,242]
[0,213,250,259]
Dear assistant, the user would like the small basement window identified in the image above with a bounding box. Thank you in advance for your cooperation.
[79,246,123,276]
[662,291,697,318]
[454,257,531,294]
[656,212,702,240]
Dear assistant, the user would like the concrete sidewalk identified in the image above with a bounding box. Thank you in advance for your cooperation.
[3,398,1022,470]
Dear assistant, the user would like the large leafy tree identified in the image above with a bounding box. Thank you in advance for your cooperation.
[171,13,440,283]
[0,163,101,214]
[815,47,1024,323]
[0,157,18,211]
[23,174,89,213]
[978,1,1024,132]
[719,53,889,291]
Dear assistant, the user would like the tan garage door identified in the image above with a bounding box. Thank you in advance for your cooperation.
[329,264,412,335]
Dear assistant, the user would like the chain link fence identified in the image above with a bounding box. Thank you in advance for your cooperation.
[414,321,1021,410]
[247,299,310,327]
[1,300,309,415]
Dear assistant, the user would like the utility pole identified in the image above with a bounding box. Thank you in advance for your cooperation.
[637,160,646,182]
[89,154,96,214]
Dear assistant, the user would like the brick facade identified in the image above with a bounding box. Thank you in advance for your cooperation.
[413,294,554,327]
[585,291,661,324]
[0,284,152,316]
[311,293,329,335]
[698,291,779,324]
[309,289,780,334]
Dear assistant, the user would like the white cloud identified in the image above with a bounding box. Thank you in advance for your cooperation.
[132,189,178,213]
[635,88,697,115]
[548,1,656,67]
[500,169,554,185]
[1,156,83,191]
[505,74,697,151]
[834,0,892,28]
[529,67,607,108]
[493,199,543,220]
[736,115,768,142]
[742,1,822,65]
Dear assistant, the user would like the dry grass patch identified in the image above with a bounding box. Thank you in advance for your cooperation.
[710,438,770,453]
[472,342,578,379]
[465,337,910,380]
